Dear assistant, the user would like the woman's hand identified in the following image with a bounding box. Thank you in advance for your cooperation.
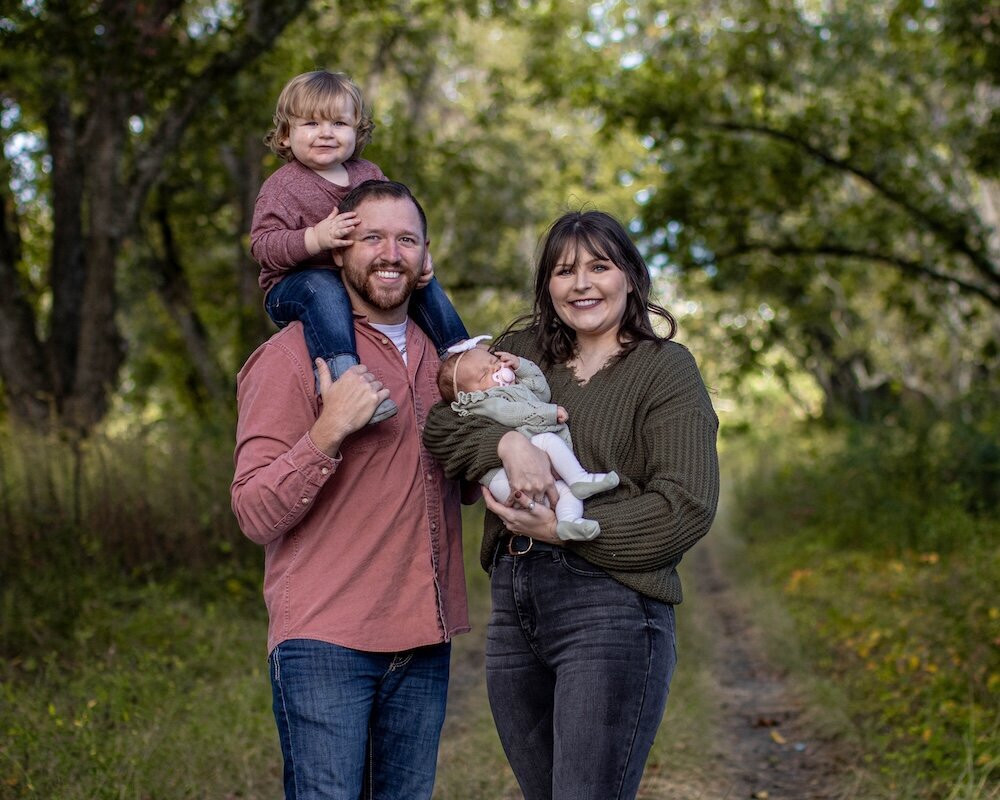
[482,487,562,545]
[497,431,559,508]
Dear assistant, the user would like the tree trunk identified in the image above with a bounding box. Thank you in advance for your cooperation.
[0,0,314,434]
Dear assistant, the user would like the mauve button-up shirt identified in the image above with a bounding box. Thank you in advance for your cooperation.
[231,319,469,655]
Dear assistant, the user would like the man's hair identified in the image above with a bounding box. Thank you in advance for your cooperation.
[264,70,374,161]
[339,180,428,238]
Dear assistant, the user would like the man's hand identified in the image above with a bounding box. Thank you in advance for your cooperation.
[309,360,389,455]
[417,250,434,289]
[305,208,359,254]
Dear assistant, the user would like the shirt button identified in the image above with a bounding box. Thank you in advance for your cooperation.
[321,467,329,475]
[381,337,389,345]
[301,497,310,504]
[431,522,438,531]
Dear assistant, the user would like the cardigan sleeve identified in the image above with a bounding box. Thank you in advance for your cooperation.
[422,401,508,482]
[513,358,552,402]
[573,347,720,572]
[454,389,560,430]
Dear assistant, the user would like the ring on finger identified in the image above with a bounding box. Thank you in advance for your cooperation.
[527,501,536,511]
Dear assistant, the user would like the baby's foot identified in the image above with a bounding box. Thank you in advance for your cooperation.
[369,397,398,425]
[570,471,619,500]
[555,519,601,541]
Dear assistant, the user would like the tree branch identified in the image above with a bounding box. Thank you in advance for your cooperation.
[714,240,1000,308]
[0,151,56,425]
[124,0,313,224]
[148,196,230,405]
[705,120,1000,289]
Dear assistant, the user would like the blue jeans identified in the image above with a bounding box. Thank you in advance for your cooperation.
[265,269,468,371]
[269,639,452,800]
[486,542,677,800]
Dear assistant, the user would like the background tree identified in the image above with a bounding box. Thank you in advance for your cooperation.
[0,0,312,434]
[522,0,999,420]
[113,0,645,421]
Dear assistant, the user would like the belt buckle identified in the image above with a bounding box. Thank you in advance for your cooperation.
[507,535,533,556]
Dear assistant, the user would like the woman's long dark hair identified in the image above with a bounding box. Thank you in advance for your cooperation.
[501,210,676,368]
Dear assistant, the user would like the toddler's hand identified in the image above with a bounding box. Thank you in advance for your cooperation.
[308,208,359,253]
[417,251,434,289]
[556,406,569,424]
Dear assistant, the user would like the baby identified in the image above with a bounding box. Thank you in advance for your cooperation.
[437,337,619,541]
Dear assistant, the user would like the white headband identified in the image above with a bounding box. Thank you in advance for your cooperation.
[447,336,493,399]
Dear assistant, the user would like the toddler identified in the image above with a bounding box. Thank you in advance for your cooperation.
[251,70,467,424]
[438,337,619,541]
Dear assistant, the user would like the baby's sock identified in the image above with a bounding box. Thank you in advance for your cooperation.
[555,519,601,541]
[556,519,601,542]
[570,471,620,500]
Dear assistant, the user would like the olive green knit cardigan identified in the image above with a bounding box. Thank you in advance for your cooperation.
[422,330,720,604]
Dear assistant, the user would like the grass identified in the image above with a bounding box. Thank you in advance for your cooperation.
[5,410,996,798]
[1,580,280,798]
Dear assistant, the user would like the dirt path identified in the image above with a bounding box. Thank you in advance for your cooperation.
[640,540,854,800]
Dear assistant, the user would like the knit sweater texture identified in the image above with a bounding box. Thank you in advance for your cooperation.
[423,328,720,604]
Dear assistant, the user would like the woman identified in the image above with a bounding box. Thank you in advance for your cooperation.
[423,210,719,799]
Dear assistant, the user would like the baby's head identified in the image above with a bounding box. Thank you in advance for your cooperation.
[438,346,512,402]
[265,70,374,161]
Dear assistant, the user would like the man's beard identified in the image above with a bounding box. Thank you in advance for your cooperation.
[343,259,420,312]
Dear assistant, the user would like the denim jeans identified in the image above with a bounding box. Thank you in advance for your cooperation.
[269,638,451,800]
[486,544,677,800]
[265,269,468,367]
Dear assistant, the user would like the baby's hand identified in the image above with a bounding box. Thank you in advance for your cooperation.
[556,406,569,424]
[417,251,434,289]
[309,208,359,252]
[496,351,520,371]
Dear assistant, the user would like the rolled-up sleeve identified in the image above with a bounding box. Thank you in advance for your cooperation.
[231,341,340,545]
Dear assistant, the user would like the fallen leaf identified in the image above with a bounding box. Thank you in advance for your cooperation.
[770,729,787,745]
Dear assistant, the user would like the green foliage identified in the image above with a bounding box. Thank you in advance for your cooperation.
[0,420,253,660]
[522,0,1000,422]
[733,397,999,553]
[726,409,1000,797]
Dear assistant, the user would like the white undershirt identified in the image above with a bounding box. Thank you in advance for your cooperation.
[370,321,409,365]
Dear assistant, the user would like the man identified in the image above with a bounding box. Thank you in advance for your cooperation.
[231,180,468,800]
